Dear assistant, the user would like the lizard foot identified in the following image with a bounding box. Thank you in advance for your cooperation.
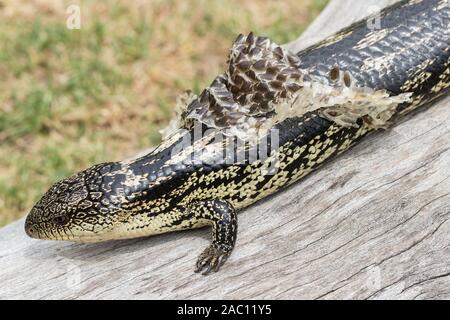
[195,245,231,275]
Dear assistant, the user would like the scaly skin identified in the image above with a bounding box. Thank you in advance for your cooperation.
[25,0,450,275]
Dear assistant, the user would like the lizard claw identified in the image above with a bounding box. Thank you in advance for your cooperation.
[195,245,230,275]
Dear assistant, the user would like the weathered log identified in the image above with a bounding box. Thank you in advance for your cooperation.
[1,0,449,299]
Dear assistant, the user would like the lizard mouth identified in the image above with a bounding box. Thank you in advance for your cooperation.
[24,221,106,242]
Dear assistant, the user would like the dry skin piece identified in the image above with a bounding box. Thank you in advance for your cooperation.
[161,33,412,142]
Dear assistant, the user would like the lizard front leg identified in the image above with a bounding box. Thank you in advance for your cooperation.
[187,199,237,275]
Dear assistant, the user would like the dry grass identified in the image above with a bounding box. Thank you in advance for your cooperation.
[0,0,328,226]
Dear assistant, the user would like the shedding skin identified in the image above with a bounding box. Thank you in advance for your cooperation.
[171,33,411,142]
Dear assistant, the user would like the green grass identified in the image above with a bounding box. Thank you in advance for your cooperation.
[0,0,328,226]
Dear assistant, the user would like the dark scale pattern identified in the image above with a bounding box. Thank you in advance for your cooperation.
[300,0,450,99]
[182,32,304,135]
[26,0,450,274]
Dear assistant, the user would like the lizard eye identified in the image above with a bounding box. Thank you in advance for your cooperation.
[52,215,70,225]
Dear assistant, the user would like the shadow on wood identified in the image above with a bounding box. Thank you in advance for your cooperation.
[1,0,449,299]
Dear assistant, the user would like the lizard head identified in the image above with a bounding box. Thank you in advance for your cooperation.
[24,163,122,243]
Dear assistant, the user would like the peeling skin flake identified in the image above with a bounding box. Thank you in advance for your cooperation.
[268,67,413,131]
[159,91,197,140]
[160,33,412,142]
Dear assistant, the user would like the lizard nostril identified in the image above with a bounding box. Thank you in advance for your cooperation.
[25,225,34,237]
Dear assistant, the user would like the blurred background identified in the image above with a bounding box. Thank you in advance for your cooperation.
[0,0,328,226]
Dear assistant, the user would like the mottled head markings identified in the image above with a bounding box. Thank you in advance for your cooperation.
[25,163,123,242]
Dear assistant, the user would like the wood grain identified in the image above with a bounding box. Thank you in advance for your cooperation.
[1,0,449,299]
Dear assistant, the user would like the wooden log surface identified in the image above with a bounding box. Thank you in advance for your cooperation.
[1,0,450,299]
